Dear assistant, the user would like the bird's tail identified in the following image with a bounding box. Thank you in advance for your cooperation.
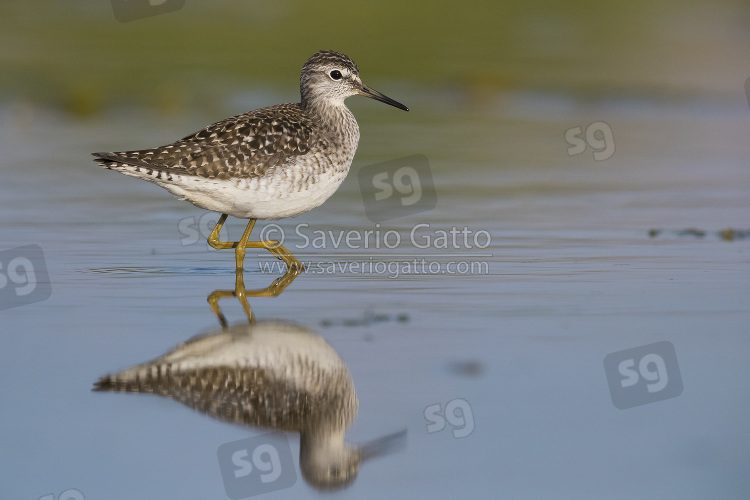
[92,152,180,183]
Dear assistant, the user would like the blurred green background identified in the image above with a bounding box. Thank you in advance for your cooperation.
[1,0,748,117]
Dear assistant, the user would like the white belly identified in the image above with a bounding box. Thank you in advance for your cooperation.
[162,167,349,220]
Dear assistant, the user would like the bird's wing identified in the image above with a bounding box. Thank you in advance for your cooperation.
[93,366,312,430]
[93,103,316,180]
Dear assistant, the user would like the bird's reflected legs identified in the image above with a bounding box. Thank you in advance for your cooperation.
[247,264,303,297]
[207,266,301,327]
[207,214,303,271]
[207,270,253,328]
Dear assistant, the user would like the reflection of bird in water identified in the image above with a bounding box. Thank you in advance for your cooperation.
[93,321,404,489]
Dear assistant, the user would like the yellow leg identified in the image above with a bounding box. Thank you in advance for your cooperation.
[246,263,303,297]
[246,240,304,270]
[207,214,303,271]
[207,270,254,327]
[207,266,301,326]
[233,219,257,270]
[207,214,235,250]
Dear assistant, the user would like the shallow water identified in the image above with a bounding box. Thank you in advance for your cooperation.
[2,88,749,499]
[2,3,750,498]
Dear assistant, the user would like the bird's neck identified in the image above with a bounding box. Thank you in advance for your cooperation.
[302,99,360,146]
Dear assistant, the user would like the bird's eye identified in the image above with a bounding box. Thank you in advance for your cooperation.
[329,70,343,80]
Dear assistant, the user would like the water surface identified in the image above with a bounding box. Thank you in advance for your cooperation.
[1,2,750,499]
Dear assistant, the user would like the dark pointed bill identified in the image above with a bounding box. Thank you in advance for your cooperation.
[360,85,409,111]
[359,429,408,462]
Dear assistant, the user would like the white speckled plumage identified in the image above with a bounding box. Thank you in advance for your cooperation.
[94,321,362,489]
[93,50,408,220]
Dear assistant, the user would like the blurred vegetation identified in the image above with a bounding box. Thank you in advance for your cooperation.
[0,0,748,117]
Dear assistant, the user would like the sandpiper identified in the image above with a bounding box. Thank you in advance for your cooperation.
[94,321,406,489]
[93,50,408,270]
